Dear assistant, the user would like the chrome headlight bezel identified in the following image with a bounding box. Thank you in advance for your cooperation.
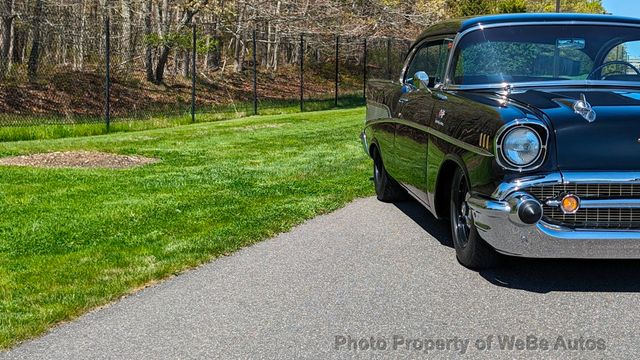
[502,127,542,166]
[495,119,549,172]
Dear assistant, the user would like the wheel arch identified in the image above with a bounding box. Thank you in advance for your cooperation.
[434,154,470,220]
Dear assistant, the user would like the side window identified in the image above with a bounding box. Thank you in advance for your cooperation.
[437,40,453,83]
[405,40,448,87]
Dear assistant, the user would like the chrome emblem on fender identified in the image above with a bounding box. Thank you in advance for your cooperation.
[573,94,596,123]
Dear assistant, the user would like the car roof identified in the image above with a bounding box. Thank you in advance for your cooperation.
[417,13,640,41]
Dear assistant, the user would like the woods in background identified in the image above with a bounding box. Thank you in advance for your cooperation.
[0,0,606,84]
[447,0,605,16]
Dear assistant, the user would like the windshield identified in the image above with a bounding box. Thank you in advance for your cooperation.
[452,25,640,86]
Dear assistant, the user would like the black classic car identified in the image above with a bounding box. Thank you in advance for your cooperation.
[361,13,640,268]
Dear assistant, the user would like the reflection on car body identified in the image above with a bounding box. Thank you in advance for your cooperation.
[361,13,640,269]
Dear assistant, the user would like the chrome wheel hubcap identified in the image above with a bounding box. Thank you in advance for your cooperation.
[455,180,472,247]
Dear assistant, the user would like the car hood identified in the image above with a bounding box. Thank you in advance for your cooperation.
[507,88,640,171]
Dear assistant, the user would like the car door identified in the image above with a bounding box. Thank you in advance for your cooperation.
[392,40,448,206]
[427,39,501,205]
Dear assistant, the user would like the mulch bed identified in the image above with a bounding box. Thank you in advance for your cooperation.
[0,151,158,169]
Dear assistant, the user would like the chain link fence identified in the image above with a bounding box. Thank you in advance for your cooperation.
[0,10,412,129]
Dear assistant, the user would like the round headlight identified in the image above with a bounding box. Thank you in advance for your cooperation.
[502,127,542,167]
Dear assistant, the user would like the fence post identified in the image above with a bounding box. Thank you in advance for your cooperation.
[104,15,111,132]
[191,23,196,123]
[363,38,367,100]
[300,33,304,112]
[253,29,258,116]
[386,37,392,81]
[334,35,339,108]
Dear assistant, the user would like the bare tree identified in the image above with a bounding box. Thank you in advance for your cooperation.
[27,0,44,82]
[75,0,87,71]
[143,0,153,80]
[121,0,133,68]
[232,0,246,72]
[0,0,15,79]
[154,0,208,83]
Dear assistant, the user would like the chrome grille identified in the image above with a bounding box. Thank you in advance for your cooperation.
[528,184,640,200]
[527,184,640,229]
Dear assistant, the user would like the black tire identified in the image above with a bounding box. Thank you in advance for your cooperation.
[372,148,406,202]
[450,168,501,269]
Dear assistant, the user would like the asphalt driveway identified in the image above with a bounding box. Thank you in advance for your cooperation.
[3,197,640,359]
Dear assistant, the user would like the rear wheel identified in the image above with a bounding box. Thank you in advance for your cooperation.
[372,148,406,202]
[450,168,501,269]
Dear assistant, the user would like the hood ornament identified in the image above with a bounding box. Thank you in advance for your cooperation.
[573,94,596,123]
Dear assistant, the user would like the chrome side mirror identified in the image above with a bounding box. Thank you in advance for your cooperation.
[414,71,430,90]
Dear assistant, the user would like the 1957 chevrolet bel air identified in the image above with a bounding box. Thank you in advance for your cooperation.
[361,13,640,269]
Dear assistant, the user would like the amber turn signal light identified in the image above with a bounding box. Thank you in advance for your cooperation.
[561,194,581,214]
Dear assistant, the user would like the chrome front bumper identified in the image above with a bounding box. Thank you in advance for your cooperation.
[468,172,640,258]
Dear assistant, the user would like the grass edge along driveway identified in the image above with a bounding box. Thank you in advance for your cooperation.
[0,108,373,349]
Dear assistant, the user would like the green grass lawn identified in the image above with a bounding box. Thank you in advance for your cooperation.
[0,108,374,349]
[0,94,365,142]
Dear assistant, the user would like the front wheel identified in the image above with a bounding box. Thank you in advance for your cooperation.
[450,168,501,269]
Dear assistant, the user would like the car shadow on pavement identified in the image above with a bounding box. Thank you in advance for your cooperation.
[480,258,640,293]
[393,199,453,248]
[395,199,640,294]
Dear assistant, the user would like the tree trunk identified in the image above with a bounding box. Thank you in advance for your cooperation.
[212,10,222,69]
[0,0,15,78]
[270,0,281,71]
[204,33,212,69]
[143,0,153,81]
[76,0,86,71]
[172,9,181,76]
[233,2,246,73]
[154,5,202,83]
[155,46,171,83]
[11,26,23,64]
[98,0,107,54]
[6,11,12,65]
[121,0,133,69]
[27,0,44,82]
[183,50,190,77]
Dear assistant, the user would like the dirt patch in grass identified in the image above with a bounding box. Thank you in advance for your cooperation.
[0,151,158,169]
